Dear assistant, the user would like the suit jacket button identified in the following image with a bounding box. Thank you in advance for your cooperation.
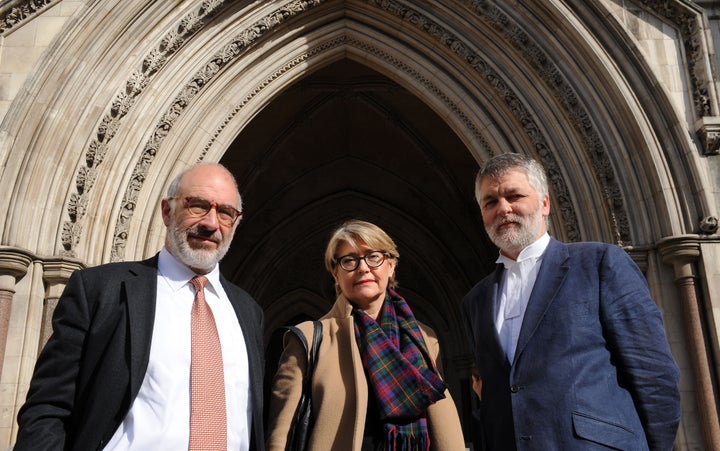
[510,384,520,393]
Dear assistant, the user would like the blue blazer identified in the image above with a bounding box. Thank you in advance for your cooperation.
[462,238,680,451]
[15,255,265,451]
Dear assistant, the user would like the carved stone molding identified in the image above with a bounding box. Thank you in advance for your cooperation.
[0,0,55,35]
[110,0,585,259]
[42,257,85,285]
[108,0,326,261]
[603,1,715,154]
[0,246,34,282]
[658,236,701,267]
[60,0,235,257]
[699,215,719,234]
[697,117,720,156]
[72,0,699,259]
[368,0,607,242]
[201,33,492,160]
[585,1,713,120]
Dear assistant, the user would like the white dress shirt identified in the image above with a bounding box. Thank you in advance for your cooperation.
[495,233,550,363]
[104,248,251,450]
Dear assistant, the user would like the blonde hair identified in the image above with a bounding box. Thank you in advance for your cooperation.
[324,220,399,290]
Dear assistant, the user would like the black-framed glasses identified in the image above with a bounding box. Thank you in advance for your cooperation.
[334,251,390,271]
[173,196,242,227]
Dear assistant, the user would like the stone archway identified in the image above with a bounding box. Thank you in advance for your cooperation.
[1,0,718,448]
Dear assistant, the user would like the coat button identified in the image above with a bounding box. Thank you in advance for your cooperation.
[510,384,520,393]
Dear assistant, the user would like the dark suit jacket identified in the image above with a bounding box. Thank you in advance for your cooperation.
[462,238,681,451]
[15,255,265,451]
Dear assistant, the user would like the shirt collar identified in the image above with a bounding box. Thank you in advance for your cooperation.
[496,232,551,268]
[158,247,221,293]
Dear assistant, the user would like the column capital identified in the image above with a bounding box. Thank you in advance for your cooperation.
[0,246,34,280]
[656,235,706,265]
[42,257,85,285]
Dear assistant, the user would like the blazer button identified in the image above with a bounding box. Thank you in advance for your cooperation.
[510,384,520,393]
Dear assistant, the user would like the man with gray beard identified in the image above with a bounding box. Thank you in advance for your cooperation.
[16,163,265,451]
[462,153,680,451]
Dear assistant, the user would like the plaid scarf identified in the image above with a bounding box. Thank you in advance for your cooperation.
[352,289,447,451]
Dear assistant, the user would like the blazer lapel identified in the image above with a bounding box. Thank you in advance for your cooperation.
[125,256,159,397]
[482,265,509,366]
[513,239,569,364]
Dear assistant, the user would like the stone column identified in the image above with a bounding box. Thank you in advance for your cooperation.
[40,258,85,352]
[658,236,720,451]
[0,248,34,379]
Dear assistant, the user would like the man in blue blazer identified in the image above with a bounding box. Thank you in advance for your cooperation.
[15,163,265,451]
[463,153,681,450]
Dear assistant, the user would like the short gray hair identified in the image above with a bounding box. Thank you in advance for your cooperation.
[474,153,548,204]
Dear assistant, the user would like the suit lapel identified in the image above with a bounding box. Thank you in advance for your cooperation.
[221,277,256,359]
[125,256,159,397]
[221,276,267,450]
[513,238,568,364]
[482,265,509,366]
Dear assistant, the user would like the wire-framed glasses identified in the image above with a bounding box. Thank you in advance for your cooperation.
[335,251,389,271]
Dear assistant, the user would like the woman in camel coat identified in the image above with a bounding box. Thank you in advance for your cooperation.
[267,220,465,451]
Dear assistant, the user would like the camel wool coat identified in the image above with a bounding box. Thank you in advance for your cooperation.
[266,294,466,451]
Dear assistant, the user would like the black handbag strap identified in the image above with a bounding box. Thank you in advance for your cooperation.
[308,321,322,375]
[285,321,323,380]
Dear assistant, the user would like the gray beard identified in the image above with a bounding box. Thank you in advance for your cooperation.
[486,209,544,256]
[166,220,231,273]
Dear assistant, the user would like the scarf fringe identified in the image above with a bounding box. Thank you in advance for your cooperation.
[385,425,430,451]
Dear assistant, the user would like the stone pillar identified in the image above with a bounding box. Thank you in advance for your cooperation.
[658,236,720,451]
[0,248,33,379]
[40,258,85,352]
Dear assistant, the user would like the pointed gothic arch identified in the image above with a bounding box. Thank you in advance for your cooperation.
[1,0,718,448]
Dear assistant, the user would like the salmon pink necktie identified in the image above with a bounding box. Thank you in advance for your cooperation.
[189,275,227,451]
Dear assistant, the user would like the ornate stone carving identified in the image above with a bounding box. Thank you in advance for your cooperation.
[699,216,719,234]
[73,0,709,258]
[76,166,96,195]
[0,0,54,35]
[364,0,591,242]
[62,0,235,256]
[109,0,327,261]
[697,117,720,155]
[608,1,715,143]
[60,220,82,252]
[470,0,634,243]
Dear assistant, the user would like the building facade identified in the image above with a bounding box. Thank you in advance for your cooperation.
[1,0,719,449]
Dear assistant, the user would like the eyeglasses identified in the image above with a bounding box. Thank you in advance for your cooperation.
[173,196,242,227]
[334,251,390,271]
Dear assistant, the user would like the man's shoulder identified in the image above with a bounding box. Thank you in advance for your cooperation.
[77,255,158,277]
[560,240,626,258]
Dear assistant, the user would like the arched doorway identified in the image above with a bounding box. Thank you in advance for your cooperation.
[217,59,491,425]
[1,1,716,448]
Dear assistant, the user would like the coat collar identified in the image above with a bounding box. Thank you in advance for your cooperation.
[326,293,355,319]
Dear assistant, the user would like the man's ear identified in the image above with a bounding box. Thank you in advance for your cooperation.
[541,194,550,217]
[161,198,172,226]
